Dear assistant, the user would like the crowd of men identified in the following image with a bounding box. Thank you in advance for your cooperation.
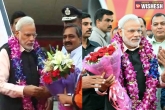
[0,4,165,110]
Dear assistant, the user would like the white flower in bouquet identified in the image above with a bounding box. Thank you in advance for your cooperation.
[42,45,75,84]
[43,60,53,72]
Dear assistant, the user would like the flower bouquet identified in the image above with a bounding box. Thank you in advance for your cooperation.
[83,42,132,110]
[41,46,78,110]
[41,46,75,96]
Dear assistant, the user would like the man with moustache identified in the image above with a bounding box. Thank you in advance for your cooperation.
[148,13,165,110]
[149,13,165,71]
[61,5,82,54]
[62,24,82,70]
[57,24,82,109]
[82,12,106,110]
[111,14,165,110]
[82,12,100,59]
[89,8,113,46]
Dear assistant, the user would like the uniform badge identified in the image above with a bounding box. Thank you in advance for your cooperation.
[65,8,71,16]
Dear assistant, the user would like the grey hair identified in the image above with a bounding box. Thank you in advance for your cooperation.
[118,14,140,29]
[15,16,35,31]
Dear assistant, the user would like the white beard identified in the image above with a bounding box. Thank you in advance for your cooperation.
[122,31,141,48]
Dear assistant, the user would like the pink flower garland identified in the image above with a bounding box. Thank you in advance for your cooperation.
[112,34,159,110]
[8,36,46,110]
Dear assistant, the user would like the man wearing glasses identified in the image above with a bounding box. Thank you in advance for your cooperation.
[0,16,51,110]
[110,14,165,110]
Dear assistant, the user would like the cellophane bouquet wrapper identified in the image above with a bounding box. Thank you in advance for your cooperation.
[83,42,132,110]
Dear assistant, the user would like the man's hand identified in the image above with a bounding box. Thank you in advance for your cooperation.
[82,69,105,89]
[99,74,115,92]
[82,75,105,89]
[35,86,52,100]
[161,70,165,83]
[23,85,44,97]
[57,94,72,104]
[158,46,165,67]
[45,97,53,110]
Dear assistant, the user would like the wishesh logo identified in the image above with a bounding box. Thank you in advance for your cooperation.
[136,4,141,8]
[135,1,164,9]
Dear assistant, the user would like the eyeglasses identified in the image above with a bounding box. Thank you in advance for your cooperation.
[122,29,142,34]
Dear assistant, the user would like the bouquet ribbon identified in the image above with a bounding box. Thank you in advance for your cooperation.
[109,80,131,110]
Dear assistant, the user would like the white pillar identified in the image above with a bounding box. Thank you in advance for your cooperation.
[0,10,8,47]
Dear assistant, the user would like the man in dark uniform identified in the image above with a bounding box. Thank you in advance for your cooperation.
[61,5,82,54]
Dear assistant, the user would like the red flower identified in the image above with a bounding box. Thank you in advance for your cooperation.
[92,52,99,58]
[89,52,95,56]
[86,57,90,61]
[70,65,75,73]
[89,56,98,62]
[107,45,115,55]
[98,47,107,53]
[43,73,52,84]
[52,69,60,77]
[108,45,115,51]
[86,45,116,63]
[98,52,105,57]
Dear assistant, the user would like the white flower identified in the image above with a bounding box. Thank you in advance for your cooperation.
[43,49,74,72]
[61,53,74,68]
[51,51,64,64]
[43,60,53,72]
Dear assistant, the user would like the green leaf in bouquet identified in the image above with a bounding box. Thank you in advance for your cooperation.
[52,77,58,81]
[64,65,69,70]
[47,52,53,60]
[56,45,59,52]
[49,44,54,54]
[59,65,64,71]
[60,68,70,78]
